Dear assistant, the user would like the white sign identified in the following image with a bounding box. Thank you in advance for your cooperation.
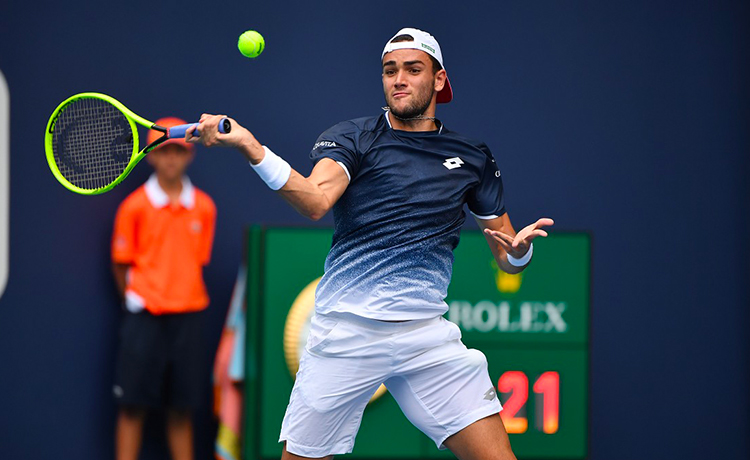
[0,69,8,300]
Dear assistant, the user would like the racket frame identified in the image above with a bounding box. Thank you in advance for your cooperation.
[45,92,171,195]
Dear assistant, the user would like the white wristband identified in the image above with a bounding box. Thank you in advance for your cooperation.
[507,243,533,267]
[250,146,291,190]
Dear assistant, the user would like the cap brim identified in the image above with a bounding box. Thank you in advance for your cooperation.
[437,76,453,104]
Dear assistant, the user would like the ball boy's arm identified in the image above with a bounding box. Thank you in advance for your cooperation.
[186,114,349,221]
[112,263,129,300]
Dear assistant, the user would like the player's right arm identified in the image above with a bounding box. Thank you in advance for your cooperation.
[278,159,349,220]
[187,114,349,221]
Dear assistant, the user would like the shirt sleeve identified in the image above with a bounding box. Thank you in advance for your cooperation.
[309,122,361,180]
[111,199,137,264]
[200,195,217,266]
[467,144,506,219]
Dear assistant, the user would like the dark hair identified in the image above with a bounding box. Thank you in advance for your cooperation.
[389,34,443,74]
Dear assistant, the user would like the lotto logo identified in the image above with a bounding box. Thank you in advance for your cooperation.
[443,157,464,170]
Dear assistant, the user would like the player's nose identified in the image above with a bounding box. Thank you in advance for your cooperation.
[394,69,409,86]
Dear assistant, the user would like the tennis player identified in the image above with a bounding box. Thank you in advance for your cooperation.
[112,117,217,460]
[190,28,552,460]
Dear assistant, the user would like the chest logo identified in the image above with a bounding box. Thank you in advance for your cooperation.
[443,157,464,170]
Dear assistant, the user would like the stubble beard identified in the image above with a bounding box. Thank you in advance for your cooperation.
[386,79,435,120]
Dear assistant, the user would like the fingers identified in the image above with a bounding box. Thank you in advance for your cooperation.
[512,230,547,248]
[191,114,230,147]
[512,219,554,248]
[483,228,514,252]
[484,228,514,245]
[185,125,199,143]
[534,218,555,229]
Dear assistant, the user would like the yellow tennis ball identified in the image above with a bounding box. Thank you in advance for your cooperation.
[238,30,265,58]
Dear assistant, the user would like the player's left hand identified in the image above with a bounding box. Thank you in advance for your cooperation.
[484,218,554,259]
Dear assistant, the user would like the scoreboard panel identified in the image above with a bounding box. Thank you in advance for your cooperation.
[244,227,590,460]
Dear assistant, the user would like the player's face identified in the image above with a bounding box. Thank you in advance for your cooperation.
[382,49,444,119]
[147,144,194,181]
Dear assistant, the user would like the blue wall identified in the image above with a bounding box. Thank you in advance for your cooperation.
[0,1,748,459]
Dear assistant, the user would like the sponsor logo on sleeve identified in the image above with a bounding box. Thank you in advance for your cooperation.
[313,141,337,150]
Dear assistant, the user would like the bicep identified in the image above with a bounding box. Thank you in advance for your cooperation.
[307,158,350,207]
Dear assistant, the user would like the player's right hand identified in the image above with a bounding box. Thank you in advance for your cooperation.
[186,114,266,163]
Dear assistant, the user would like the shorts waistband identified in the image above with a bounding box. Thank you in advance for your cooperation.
[320,312,442,332]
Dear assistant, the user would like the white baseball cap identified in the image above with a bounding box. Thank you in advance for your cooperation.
[381,27,453,104]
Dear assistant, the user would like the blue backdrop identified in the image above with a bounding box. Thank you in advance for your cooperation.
[0,1,747,459]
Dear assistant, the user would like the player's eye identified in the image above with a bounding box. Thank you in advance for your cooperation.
[383,69,396,76]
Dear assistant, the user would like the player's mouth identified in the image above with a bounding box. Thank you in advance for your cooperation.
[392,91,409,99]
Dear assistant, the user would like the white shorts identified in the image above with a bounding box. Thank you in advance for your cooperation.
[279,313,502,457]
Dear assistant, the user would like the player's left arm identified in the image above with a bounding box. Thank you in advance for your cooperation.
[476,213,554,274]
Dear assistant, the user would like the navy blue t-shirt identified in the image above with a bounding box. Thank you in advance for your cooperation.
[310,113,505,320]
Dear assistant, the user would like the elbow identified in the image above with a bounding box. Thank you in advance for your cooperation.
[307,209,327,221]
[304,200,332,221]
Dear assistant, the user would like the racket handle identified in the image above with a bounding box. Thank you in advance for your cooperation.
[168,118,231,138]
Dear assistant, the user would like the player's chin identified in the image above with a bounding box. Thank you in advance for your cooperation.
[386,93,406,107]
[387,99,412,116]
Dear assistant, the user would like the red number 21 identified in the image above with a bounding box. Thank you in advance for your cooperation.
[498,371,559,434]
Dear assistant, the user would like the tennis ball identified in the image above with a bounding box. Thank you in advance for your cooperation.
[238,30,265,58]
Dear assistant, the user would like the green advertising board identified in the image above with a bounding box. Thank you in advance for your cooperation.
[244,227,590,460]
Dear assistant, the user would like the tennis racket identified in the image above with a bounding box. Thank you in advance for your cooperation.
[44,92,230,195]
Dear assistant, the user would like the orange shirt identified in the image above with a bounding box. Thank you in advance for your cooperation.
[112,175,216,315]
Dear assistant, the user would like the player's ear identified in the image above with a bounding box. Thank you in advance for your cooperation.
[434,69,447,92]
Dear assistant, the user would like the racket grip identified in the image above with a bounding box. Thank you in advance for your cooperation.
[168,118,231,138]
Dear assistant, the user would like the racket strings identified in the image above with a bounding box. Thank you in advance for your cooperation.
[51,98,134,190]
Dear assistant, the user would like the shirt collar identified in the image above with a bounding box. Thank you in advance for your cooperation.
[384,111,443,133]
[144,174,195,209]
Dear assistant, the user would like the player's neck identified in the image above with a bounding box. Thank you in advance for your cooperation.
[387,111,438,132]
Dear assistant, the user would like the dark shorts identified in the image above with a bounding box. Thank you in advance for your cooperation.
[113,309,204,410]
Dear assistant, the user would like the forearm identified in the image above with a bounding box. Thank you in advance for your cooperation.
[478,214,535,274]
[236,134,266,164]
[193,117,346,220]
[242,145,334,220]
